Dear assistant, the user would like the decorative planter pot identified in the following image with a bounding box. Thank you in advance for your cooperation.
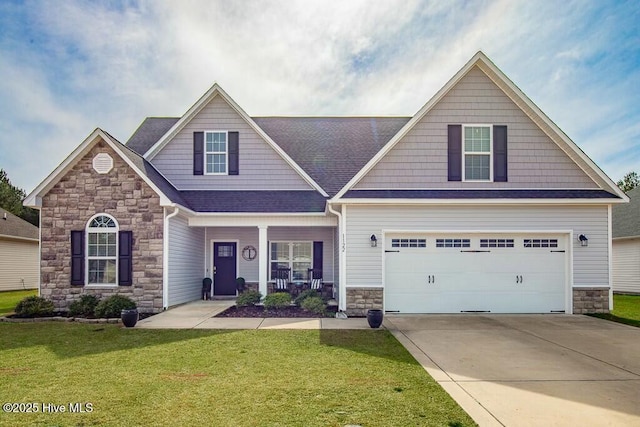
[367,309,383,328]
[121,309,139,328]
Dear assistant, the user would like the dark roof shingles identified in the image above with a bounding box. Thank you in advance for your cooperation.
[180,191,327,213]
[612,186,640,238]
[126,117,179,156]
[253,117,410,196]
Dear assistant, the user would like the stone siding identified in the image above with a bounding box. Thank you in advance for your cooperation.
[345,287,383,316]
[40,139,164,313]
[572,287,610,314]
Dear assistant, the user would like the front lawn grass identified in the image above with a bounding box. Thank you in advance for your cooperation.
[0,324,475,427]
[589,294,640,327]
[0,289,37,316]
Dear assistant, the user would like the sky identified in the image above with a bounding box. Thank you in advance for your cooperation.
[0,0,638,193]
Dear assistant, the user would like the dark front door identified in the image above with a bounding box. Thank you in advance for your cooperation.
[213,242,237,296]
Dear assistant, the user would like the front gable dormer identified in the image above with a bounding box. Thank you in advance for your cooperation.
[335,52,626,201]
[144,85,327,194]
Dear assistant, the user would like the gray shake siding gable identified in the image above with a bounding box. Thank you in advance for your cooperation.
[39,140,164,313]
[354,66,597,190]
[151,95,313,190]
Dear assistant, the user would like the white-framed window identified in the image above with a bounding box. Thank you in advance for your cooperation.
[463,125,492,181]
[205,131,228,174]
[270,241,313,281]
[86,214,118,285]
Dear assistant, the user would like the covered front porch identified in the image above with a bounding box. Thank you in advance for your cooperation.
[164,210,338,309]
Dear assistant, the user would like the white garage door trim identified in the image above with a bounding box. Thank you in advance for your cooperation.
[382,229,573,314]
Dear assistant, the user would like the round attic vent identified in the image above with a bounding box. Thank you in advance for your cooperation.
[92,153,113,174]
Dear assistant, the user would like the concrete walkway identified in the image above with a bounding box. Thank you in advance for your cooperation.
[385,314,640,427]
[136,300,372,329]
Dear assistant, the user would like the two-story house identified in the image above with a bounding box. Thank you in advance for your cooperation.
[24,52,627,315]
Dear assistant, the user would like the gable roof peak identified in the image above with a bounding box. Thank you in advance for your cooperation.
[332,51,627,201]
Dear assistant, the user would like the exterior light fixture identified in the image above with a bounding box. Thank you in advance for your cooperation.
[370,234,378,247]
[578,234,588,247]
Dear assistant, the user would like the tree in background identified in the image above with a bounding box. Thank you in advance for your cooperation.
[0,169,39,226]
[617,171,639,193]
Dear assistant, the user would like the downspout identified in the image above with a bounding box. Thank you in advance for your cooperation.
[327,202,346,312]
[163,206,180,310]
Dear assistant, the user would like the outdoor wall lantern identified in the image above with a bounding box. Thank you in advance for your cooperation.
[578,234,589,247]
[370,234,378,247]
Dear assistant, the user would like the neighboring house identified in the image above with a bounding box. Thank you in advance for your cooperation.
[612,186,640,294]
[0,207,39,291]
[24,52,628,315]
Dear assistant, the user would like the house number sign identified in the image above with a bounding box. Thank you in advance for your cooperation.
[242,245,257,261]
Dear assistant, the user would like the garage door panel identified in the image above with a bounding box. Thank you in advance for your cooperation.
[385,233,567,314]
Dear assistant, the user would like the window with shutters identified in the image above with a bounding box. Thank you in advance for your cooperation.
[205,131,228,174]
[463,125,492,181]
[86,214,118,285]
[270,241,313,281]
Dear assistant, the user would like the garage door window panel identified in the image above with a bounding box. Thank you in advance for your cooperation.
[436,238,470,248]
[524,239,558,248]
[391,238,426,248]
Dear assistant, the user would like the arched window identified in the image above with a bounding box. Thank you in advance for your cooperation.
[86,214,118,285]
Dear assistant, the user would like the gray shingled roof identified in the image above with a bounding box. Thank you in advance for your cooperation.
[344,189,620,199]
[126,116,410,196]
[180,191,327,213]
[613,186,640,238]
[126,117,179,156]
[253,117,410,196]
[0,207,38,240]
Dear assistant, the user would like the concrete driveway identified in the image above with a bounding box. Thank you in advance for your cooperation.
[385,314,640,426]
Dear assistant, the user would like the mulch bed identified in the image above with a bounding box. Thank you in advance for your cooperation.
[216,305,338,318]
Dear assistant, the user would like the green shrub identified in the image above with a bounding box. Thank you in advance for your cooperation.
[94,295,136,318]
[294,289,321,306]
[301,296,326,315]
[263,292,291,310]
[69,294,100,317]
[236,290,262,307]
[14,296,55,317]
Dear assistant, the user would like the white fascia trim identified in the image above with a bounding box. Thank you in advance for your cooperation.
[333,51,627,202]
[143,84,328,197]
[0,234,40,243]
[337,198,625,205]
[23,128,173,207]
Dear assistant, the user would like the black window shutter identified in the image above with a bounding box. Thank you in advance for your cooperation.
[193,132,204,175]
[70,230,85,286]
[118,231,133,286]
[493,125,508,182]
[448,125,462,181]
[313,241,323,277]
[228,131,239,175]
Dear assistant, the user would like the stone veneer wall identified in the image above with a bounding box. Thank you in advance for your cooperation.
[572,287,610,314]
[40,139,164,313]
[345,287,383,316]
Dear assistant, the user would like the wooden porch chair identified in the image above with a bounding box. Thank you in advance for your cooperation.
[273,268,291,293]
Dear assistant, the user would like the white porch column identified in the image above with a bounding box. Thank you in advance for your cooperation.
[258,225,268,296]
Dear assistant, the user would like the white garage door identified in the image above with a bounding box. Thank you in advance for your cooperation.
[385,233,567,313]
